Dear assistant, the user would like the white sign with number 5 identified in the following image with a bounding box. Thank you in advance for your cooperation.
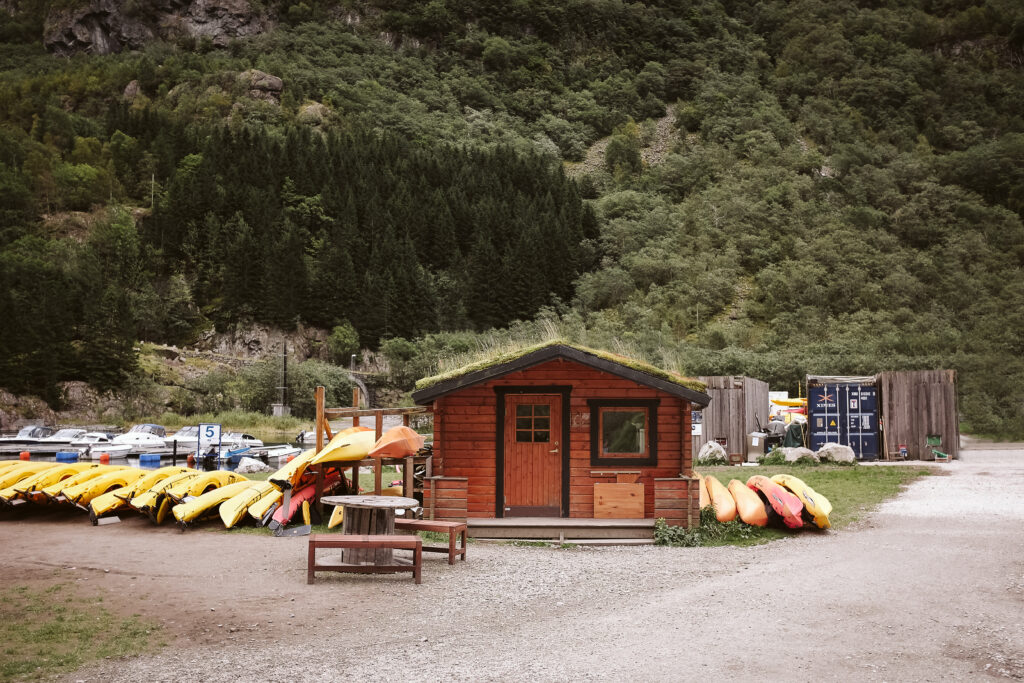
[198,423,222,452]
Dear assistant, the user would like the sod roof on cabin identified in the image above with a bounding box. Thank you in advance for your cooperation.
[411,341,709,405]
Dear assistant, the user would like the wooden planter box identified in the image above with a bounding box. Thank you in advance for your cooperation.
[593,482,645,519]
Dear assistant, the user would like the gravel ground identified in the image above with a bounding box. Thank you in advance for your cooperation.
[1,445,1021,681]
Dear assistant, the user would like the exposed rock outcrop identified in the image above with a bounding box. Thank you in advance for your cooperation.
[194,323,329,361]
[44,0,272,56]
[0,389,56,431]
[238,69,283,103]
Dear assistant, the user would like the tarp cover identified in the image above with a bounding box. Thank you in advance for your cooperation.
[806,375,876,385]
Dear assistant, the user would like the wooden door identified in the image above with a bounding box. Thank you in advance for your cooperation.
[504,394,561,517]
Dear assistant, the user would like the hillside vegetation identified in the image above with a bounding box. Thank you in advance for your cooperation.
[0,0,1022,435]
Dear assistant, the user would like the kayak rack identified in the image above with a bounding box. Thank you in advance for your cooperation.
[308,386,433,522]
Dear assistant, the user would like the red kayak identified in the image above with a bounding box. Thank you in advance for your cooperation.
[270,472,341,528]
[746,475,804,529]
[368,426,425,459]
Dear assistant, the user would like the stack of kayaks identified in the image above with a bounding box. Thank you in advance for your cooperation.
[0,424,429,532]
[693,470,833,530]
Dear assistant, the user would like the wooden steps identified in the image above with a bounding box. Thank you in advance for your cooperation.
[474,537,655,547]
[467,517,655,542]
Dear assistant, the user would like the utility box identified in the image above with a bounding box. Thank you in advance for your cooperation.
[746,431,766,462]
[807,376,879,461]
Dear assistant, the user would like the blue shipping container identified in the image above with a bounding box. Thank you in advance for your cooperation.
[808,380,879,461]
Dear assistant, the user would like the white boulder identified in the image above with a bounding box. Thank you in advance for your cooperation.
[817,443,856,463]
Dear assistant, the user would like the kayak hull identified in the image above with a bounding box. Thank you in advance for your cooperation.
[728,479,768,526]
[747,475,804,529]
[772,474,832,529]
[704,474,737,522]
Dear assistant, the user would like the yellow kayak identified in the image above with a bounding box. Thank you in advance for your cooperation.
[0,460,28,473]
[219,481,280,528]
[772,474,832,529]
[130,471,202,514]
[1,463,94,503]
[40,465,125,503]
[704,474,737,523]
[327,504,344,529]
[90,466,193,518]
[307,430,375,467]
[269,426,372,491]
[0,462,57,490]
[164,471,247,504]
[172,481,255,527]
[63,468,147,507]
[248,489,282,524]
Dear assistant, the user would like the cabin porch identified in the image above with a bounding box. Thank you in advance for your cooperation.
[466,517,656,544]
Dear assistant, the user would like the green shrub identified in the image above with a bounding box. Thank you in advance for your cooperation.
[758,448,786,466]
[655,508,760,547]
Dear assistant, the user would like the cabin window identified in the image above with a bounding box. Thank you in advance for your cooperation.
[515,403,551,443]
[588,399,658,466]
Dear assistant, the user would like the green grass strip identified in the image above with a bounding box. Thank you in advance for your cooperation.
[658,464,934,547]
[0,584,161,682]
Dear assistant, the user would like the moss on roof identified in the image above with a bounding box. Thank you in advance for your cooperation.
[414,340,707,394]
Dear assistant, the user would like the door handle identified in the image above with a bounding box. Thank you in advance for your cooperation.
[549,448,559,453]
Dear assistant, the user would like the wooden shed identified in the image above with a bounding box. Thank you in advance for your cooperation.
[410,343,710,533]
[692,376,770,460]
[876,370,959,460]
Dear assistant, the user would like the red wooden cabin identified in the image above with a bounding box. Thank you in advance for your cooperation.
[411,343,710,528]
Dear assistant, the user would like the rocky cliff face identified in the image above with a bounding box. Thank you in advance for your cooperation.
[43,0,272,56]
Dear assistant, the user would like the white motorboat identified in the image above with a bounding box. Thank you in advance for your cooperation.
[0,425,56,445]
[165,425,199,449]
[69,432,132,458]
[255,444,301,459]
[38,428,88,444]
[111,424,167,449]
[223,432,264,449]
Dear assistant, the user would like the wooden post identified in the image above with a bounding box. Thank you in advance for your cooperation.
[402,413,410,427]
[375,409,384,441]
[374,458,383,495]
[403,455,414,498]
[315,465,324,521]
[352,387,360,408]
[429,479,436,520]
[687,478,694,527]
[351,463,360,494]
[315,386,325,453]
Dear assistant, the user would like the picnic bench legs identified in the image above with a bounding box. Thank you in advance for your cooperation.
[307,535,422,584]
[394,520,467,565]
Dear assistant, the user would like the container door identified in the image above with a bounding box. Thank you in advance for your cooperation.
[503,394,562,517]
[809,384,841,451]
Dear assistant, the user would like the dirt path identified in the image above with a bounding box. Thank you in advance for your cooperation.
[1,446,1020,681]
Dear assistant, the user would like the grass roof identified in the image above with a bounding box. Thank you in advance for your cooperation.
[414,340,707,394]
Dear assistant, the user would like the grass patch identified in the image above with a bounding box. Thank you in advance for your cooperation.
[662,464,934,547]
[0,584,161,682]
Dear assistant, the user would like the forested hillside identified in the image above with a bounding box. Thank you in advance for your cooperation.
[0,0,1022,434]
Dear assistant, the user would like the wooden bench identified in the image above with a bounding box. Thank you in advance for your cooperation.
[307,534,422,584]
[394,519,467,565]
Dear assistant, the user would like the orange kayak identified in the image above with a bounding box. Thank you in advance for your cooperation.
[695,473,710,509]
[728,479,768,527]
[704,474,736,522]
[746,475,803,529]
[368,426,425,459]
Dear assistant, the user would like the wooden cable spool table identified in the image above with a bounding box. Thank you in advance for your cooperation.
[321,495,420,565]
